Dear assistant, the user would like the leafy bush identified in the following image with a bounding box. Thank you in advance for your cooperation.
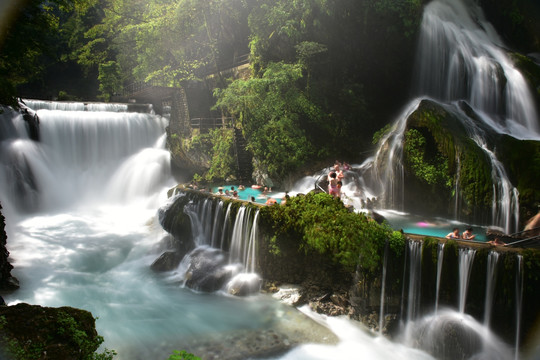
[261,192,400,272]
[168,350,200,360]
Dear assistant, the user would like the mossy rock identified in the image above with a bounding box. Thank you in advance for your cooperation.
[0,303,101,360]
[403,100,494,220]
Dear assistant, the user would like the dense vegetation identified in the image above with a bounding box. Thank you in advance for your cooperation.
[1,0,539,198]
[259,192,405,273]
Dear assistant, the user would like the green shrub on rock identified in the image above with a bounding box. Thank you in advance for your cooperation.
[260,192,401,273]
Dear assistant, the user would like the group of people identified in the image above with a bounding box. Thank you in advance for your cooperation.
[215,186,241,198]
[445,227,476,240]
[328,161,349,198]
[445,226,507,246]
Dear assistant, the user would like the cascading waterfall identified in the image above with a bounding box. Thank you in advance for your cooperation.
[458,248,476,313]
[220,202,233,249]
[1,101,290,360]
[434,242,445,313]
[414,0,540,138]
[349,0,536,232]
[229,206,254,267]
[361,99,422,209]
[211,201,224,248]
[182,198,261,275]
[406,241,422,323]
[483,251,500,327]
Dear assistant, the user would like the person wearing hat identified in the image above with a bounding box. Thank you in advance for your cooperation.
[216,187,224,195]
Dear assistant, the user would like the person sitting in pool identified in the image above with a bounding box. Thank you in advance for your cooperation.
[462,227,476,240]
[216,187,224,195]
[238,185,245,190]
[446,228,461,239]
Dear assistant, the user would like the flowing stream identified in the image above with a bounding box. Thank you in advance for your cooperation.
[0,102,441,360]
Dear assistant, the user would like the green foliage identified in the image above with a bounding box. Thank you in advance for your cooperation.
[369,0,423,38]
[404,128,452,187]
[98,60,122,101]
[372,123,393,145]
[168,350,201,360]
[56,311,116,360]
[0,0,71,104]
[204,128,236,181]
[261,192,395,272]
[389,230,406,256]
[214,61,325,179]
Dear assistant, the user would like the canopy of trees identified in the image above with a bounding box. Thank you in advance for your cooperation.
[1,0,538,180]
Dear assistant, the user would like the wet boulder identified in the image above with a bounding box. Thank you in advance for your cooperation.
[226,273,262,296]
[183,247,240,292]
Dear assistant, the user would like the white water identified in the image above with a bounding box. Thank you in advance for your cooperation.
[415,0,540,139]
[406,241,422,323]
[294,0,538,233]
[483,251,499,328]
[458,248,476,313]
[434,243,445,313]
[0,102,441,360]
[0,103,310,359]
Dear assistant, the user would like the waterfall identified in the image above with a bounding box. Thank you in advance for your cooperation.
[415,0,540,139]
[211,201,224,248]
[184,199,260,275]
[453,156,461,220]
[434,242,445,313]
[362,99,422,209]
[483,251,500,327]
[0,101,171,213]
[378,240,389,334]
[245,210,260,273]
[458,248,476,313]
[229,206,260,273]
[220,202,233,249]
[515,254,524,360]
[406,241,422,322]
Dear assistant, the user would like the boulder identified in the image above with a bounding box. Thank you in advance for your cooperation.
[0,303,101,360]
[183,247,239,292]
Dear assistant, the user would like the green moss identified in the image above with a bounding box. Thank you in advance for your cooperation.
[259,192,396,273]
[407,100,494,214]
[404,128,452,187]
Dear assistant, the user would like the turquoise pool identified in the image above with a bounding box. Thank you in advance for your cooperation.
[211,185,283,205]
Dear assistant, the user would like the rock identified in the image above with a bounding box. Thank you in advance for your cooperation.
[0,203,18,291]
[0,303,101,360]
[183,247,238,292]
[272,285,304,306]
[226,273,262,296]
[150,250,184,272]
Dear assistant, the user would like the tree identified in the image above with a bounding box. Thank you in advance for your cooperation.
[214,61,325,179]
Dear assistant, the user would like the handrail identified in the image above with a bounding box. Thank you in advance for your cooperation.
[190,117,234,129]
[507,226,540,237]
[505,234,540,247]
[314,167,331,193]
